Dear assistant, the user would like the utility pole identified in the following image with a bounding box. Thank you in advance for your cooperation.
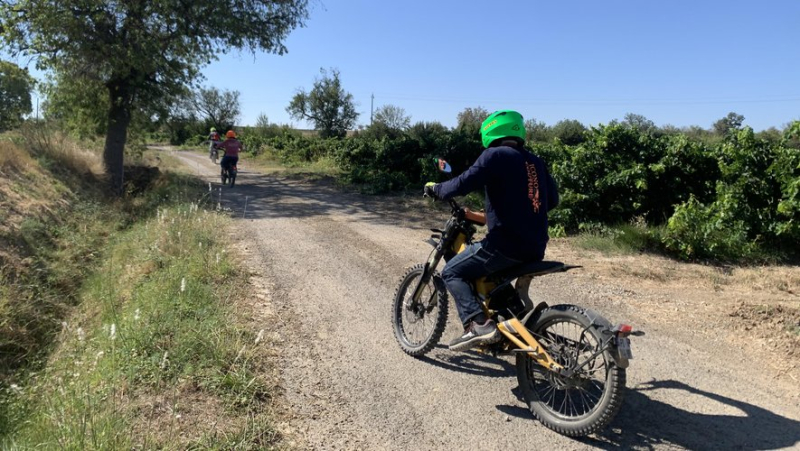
[370,93,374,126]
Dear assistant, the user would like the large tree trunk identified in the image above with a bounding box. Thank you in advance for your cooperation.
[103,83,132,196]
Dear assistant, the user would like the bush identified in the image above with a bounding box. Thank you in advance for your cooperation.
[663,195,756,261]
[243,118,800,262]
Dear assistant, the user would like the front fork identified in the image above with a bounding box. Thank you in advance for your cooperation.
[410,252,442,306]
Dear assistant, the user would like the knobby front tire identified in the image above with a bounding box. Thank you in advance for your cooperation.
[392,264,448,357]
[516,304,626,437]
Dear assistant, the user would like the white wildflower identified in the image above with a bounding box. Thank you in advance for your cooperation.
[9,384,22,394]
[177,231,181,239]
[61,321,68,330]
[134,308,141,321]
[216,253,220,264]
[198,242,202,249]
[175,414,182,419]
[109,323,116,341]
[180,278,186,293]
[254,329,265,345]
[76,327,85,342]
[208,182,212,192]
[160,351,169,370]
[235,345,246,362]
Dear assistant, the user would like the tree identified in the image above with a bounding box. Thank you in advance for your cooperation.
[286,68,358,138]
[41,70,108,136]
[255,113,271,130]
[713,112,745,135]
[552,119,587,145]
[193,86,241,132]
[0,60,34,131]
[1,1,308,194]
[621,113,656,133]
[525,118,552,143]
[456,106,490,129]
[373,104,410,130]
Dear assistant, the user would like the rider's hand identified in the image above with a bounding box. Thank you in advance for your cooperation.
[423,182,439,199]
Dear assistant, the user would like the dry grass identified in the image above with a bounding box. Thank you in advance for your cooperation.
[0,139,36,172]
[19,124,104,176]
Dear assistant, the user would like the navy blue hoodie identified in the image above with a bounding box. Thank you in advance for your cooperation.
[433,146,558,261]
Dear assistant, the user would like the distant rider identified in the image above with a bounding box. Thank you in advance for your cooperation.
[219,130,243,180]
[424,110,559,351]
[208,127,221,158]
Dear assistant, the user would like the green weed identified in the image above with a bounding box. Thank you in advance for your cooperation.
[573,222,663,256]
[3,203,277,449]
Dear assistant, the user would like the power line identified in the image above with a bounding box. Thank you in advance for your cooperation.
[372,93,800,107]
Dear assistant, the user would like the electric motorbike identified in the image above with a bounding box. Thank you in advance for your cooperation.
[391,159,643,437]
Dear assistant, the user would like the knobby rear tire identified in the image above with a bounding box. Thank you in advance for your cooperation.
[516,304,626,437]
[391,264,448,357]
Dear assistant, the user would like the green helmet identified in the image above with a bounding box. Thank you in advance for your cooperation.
[480,110,525,148]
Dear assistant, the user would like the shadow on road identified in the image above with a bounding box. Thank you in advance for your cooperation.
[418,347,515,378]
[498,379,800,450]
[212,171,434,230]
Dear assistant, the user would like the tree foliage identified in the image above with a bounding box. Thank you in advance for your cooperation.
[620,113,656,134]
[373,104,410,130]
[713,112,745,135]
[41,71,108,136]
[193,86,241,132]
[525,118,552,143]
[0,60,34,131]
[286,68,358,138]
[551,119,587,145]
[0,0,308,193]
[456,106,490,130]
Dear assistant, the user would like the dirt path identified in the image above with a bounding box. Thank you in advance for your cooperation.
[169,149,800,450]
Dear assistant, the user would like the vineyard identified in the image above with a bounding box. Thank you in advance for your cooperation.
[238,120,800,262]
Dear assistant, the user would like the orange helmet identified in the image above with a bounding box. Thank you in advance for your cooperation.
[226,130,236,139]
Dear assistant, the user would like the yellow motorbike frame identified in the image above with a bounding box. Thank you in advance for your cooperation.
[452,225,564,372]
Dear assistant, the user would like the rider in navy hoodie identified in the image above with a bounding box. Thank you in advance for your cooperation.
[425,110,559,351]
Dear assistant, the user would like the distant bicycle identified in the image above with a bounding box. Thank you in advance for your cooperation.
[220,150,237,187]
[209,145,219,164]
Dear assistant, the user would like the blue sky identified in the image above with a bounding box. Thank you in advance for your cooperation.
[201,0,800,131]
[9,1,800,131]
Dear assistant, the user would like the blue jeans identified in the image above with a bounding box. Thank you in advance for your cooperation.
[441,240,522,327]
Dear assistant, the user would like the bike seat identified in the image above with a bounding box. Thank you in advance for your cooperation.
[493,260,567,280]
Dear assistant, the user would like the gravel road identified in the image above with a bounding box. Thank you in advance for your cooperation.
[171,150,800,451]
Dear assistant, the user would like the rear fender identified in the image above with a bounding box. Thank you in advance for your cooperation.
[583,308,630,369]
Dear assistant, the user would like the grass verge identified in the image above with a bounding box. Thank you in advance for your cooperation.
[1,135,279,449]
[572,223,662,256]
[3,203,277,448]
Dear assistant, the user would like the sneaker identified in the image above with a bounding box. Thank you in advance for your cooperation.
[448,319,501,351]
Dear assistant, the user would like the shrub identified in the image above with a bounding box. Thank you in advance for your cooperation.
[663,195,756,261]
